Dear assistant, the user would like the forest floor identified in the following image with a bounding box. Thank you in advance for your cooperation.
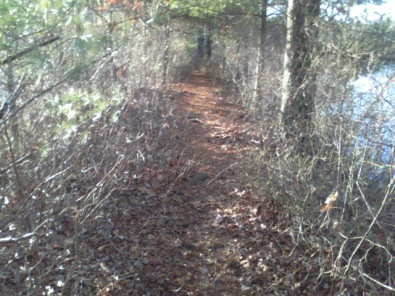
[83,69,299,295]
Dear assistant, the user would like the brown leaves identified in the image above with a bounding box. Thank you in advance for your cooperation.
[321,191,338,213]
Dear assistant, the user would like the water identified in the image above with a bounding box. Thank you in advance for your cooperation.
[350,66,395,164]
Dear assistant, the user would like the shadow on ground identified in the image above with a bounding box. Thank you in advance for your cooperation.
[78,70,289,295]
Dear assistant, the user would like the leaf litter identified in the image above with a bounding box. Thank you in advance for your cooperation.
[2,70,317,295]
[83,70,310,295]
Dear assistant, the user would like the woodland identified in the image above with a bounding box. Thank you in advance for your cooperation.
[0,0,394,295]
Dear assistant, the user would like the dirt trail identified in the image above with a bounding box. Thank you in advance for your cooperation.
[155,70,261,293]
[169,71,248,190]
[93,70,281,295]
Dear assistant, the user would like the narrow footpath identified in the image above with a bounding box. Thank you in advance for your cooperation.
[91,70,288,295]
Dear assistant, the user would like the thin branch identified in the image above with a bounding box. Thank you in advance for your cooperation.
[0,215,52,244]
[3,128,26,204]
[0,74,26,120]
[0,232,34,243]
[207,162,238,185]
[343,177,395,275]
[0,44,127,126]
[0,76,68,125]
[0,35,61,66]
[361,272,395,292]
[0,153,32,175]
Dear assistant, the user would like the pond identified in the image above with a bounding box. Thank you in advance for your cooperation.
[350,66,395,164]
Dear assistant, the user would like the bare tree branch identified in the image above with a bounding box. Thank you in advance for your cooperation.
[361,272,395,292]
[0,153,32,175]
[0,232,34,243]
[344,177,395,275]
[0,35,60,66]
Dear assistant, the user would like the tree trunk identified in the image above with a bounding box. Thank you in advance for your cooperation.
[253,0,268,105]
[162,21,171,85]
[280,0,320,147]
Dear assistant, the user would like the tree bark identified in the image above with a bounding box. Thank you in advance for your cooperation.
[253,0,268,105]
[162,21,171,85]
[280,0,320,146]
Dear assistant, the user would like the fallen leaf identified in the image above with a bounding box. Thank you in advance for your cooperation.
[321,191,338,213]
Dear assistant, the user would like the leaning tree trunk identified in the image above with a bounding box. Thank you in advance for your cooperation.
[280,0,320,149]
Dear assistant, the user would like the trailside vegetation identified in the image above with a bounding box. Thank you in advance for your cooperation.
[0,0,394,294]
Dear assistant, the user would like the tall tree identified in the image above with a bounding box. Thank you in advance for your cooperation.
[252,0,268,104]
[280,0,320,147]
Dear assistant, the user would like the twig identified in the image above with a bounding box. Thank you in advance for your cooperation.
[2,127,30,230]
[0,232,34,243]
[0,153,32,174]
[0,48,123,125]
[0,214,54,244]
[0,74,26,120]
[343,177,395,275]
[0,77,69,125]
[207,162,238,185]
[361,272,395,292]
